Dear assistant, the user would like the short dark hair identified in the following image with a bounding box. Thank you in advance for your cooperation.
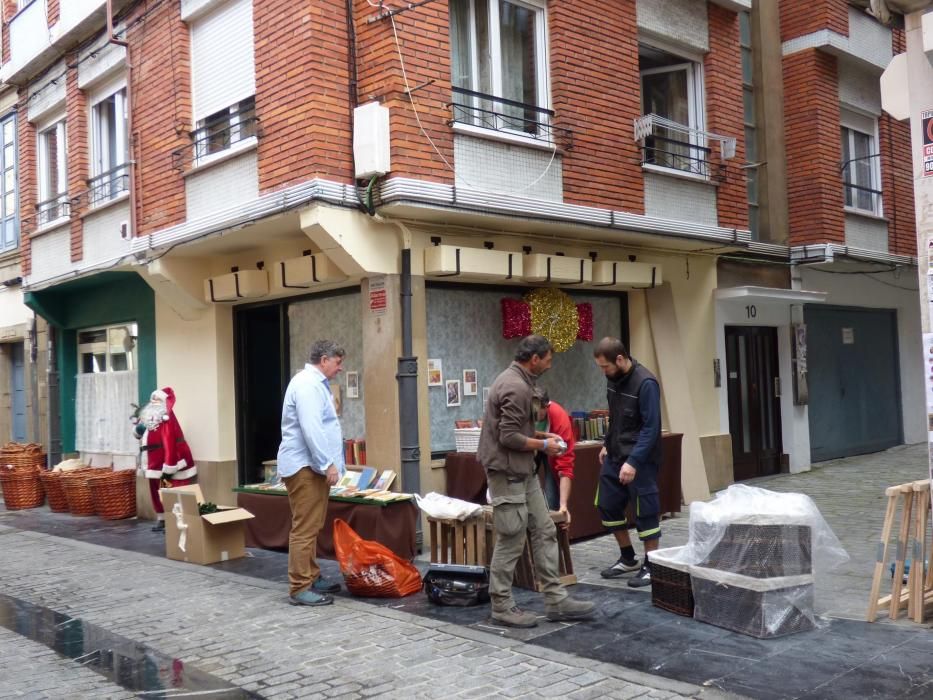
[534,387,550,407]
[309,340,346,365]
[514,335,552,362]
[593,336,629,362]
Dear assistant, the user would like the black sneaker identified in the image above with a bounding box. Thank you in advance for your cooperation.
[600,555,641,578]
[627,565,651,588]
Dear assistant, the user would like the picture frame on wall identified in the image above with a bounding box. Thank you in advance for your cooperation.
[463,369,478,396]
[427,358,443,387]
[346,371,359,399]
[446,379,461,407]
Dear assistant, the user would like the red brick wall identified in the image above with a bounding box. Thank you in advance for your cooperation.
[254,0,353,191]
[65,56,87,262]
[705,4,747,230]
[17,98,36,276]
[549,0,643,213]
[353,0,453,186]
[783,49,844,246]
[880,114,916,256]
[893,26,905,54]
[2,0,16,64]
[779,0,848,42]
[124,1,191,236]
[47,0,59,25]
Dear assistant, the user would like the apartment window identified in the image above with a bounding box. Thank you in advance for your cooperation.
[841,113,882,215]
[639,44,706,176]
[449,0,551,140]
[740,11,759,238]
[89,87,129,206]
[0,115,17,251]
[36,118,68,227]
[78,323,138,374]
[192,96,256,164]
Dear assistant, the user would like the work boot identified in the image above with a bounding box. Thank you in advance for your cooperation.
[490,606,538,628]
[627,565,652,588]
[545,596,596,622]
[600,554,640,578]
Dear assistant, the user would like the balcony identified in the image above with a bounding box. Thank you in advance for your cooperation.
[86,165,130,208]
[449,87,573,150]
[634,114,736,182]
[36,194,70,229]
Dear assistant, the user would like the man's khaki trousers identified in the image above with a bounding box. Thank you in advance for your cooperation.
[283,466,329,595]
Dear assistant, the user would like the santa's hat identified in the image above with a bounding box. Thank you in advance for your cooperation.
[151,389,168,402]
[150,387,177,415]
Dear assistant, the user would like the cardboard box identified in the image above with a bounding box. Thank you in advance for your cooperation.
[159,485,255,565]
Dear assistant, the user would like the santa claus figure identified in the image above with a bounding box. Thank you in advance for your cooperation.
[132,387,197,532]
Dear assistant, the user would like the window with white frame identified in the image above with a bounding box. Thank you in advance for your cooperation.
[78,323,138,374]
[36,118,68,226]
[89,86,129,206]
[189,0,257,165]
[449,0,551,140]
[840,111,882,215]
[0,114,18,252]
[639,44,707,176]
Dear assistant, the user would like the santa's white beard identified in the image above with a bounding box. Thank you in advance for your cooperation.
[138,401,168,431]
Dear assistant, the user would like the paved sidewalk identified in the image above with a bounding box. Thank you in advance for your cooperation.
[0,524,719,700]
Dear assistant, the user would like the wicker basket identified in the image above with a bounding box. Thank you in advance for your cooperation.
[648,547,694,617]
[454,428,482,453]
[89,469,137,520]
[62,468,111,516]
[38,470,70,512]
[0,465,45,510]
[0,442,46,471]
[698,521,812,578]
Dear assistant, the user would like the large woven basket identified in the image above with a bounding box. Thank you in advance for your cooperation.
[648,547,694,617]
[0,442,46,470]
[62,468,111,516]
[89,469,137,520]
[38,470,70,512]
[0,465,45,510]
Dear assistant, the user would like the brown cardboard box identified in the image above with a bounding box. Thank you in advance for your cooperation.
[160,484,255,565]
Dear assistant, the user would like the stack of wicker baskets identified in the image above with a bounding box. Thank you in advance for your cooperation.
[89,469,137,520]
[0,442,46,510]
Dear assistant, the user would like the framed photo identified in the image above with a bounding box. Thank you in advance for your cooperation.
[463,369,478,396]
[445,379,461,407]
[346,371,359,399]
[427,358,443,387]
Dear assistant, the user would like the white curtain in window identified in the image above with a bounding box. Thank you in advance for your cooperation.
[190,0,256,121]
[75,370,139,456]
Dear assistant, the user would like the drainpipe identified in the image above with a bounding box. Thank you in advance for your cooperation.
[29,312,39,444]
[46,326,61,465]
[106,0,138,243]
[397,247,421,543]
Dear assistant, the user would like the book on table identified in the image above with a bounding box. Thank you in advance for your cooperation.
[373,469,397,491]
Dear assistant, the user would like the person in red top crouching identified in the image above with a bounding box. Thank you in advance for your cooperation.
[534,388,575,525]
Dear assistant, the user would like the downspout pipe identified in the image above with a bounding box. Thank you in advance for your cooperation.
[397,248,421,535]
[106,0,138,243]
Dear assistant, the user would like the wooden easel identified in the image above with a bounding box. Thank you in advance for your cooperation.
[867,479,933,622]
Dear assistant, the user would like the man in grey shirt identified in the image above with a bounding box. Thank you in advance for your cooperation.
[478,335,595,628]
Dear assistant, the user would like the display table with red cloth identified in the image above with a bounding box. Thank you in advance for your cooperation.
[233,487,418,560]
[444,434,683,542]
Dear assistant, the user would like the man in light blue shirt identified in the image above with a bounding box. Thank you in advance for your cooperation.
[278,339,346,606]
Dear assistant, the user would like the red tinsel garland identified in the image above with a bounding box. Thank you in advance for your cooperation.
[576,303,594,341]
[501,298,532,339]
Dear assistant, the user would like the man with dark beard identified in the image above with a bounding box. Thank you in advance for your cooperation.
[132,388,197,532]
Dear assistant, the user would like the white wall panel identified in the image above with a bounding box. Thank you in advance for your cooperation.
[30,225,72,284]
[190,0,255,120]
[185,151,258,221]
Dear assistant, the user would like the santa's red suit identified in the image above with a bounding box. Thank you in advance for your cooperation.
[133,387,197,522]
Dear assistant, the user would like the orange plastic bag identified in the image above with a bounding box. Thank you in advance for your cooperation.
[333,518,422,597]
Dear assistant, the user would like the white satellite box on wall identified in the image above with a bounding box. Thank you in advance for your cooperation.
[353,102,391,179]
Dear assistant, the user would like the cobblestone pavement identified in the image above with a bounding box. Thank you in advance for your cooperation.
[570,443,930,622]
[0,525,726,700]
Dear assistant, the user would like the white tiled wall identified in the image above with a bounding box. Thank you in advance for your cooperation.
[847,6,892,69]
[644,171,718,227]
[83,201,133,267]
[185,151,259,221]
[454,135,563,202]
[838,60,883,115]
[637,0,709,53]
[845,213,888,253]
[30,225,72,284]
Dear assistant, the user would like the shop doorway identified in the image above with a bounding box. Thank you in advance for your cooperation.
[10,342,25,442]
[234,304,288,484]
[725,326,783,481]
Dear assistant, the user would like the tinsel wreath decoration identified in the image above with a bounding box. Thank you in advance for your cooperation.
[525,288,579,352]
[576,303,594,341]
[501,298,532,339]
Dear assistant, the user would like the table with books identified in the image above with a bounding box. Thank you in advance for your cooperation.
[444,433,683,542]
[233,467,418,559]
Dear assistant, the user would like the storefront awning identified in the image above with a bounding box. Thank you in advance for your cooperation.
[714,286,828,306]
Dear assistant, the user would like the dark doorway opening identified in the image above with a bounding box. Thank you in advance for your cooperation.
[725,325,783,481]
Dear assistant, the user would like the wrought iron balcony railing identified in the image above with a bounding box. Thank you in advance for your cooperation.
[172,115,260,171]
[449,86,573,149]
[839,152,882,214]
[36,194,70,227]
[634,113,736,180]
[87,164,129,207]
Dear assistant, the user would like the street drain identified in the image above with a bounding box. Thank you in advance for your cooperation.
[0,593,263,698]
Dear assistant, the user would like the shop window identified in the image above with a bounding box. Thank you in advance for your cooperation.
[449,0,553,142]
[841,118,882,216]
[0,113,17,251]
[89,87,129,207]
[638,44,707,176]
[78,323,138,374]
[37,118,68,227]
